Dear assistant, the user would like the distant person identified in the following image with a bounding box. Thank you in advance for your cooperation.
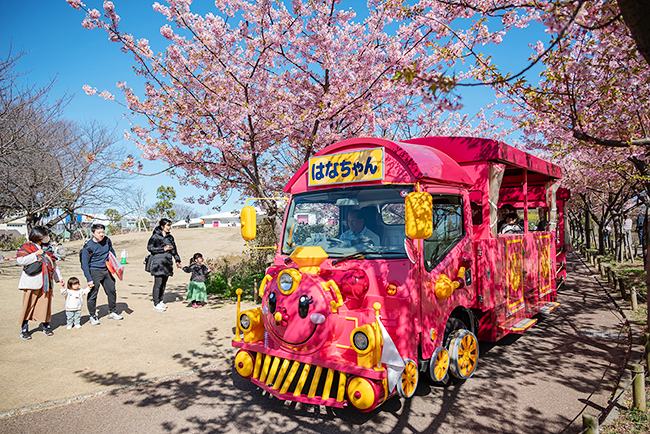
[340,209,380,246]
[637,213,645,250]
[147,218,182,312]
[623,215,633,247]
[500,213,524,234]
[182,253,211,308]
[60,277,90,329]
[80,223,123,325]
[16,226,65,340]
[604,223,612,248]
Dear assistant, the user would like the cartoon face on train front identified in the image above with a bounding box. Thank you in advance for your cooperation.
[262,269,334,353]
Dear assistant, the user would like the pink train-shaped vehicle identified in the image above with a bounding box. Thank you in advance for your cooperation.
[233,136,569,412]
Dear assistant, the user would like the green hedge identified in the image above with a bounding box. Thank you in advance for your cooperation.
[205,271,265,300]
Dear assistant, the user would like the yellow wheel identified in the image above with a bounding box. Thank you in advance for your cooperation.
[397,358,419,398]
[428,346,449,383]
[234,350,255,379]
[449,330,479,379]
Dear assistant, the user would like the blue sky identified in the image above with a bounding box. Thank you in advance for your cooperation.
[1,1,546,217]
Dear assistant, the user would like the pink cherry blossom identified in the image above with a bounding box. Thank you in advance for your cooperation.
[98,90,115,100]
[82,84,97,95]
[66,0,85,10]
[160,24,174,39]
[65,0,530,227]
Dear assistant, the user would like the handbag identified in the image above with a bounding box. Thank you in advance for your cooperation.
[23,261,43,276]
[144,254,152,273]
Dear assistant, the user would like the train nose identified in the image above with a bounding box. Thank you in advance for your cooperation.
[274,307,289,326]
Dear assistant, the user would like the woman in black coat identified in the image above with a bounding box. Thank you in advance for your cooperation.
[147,218,182,312]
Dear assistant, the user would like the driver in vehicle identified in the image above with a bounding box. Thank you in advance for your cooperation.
[340,209,380,246]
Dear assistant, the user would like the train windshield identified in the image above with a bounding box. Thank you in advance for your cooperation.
[281,185,412,258]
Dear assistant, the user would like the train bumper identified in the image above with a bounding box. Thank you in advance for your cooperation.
[233,341,389,411]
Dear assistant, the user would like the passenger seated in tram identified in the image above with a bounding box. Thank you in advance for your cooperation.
[535,208,550,231]
[500,212,524,234]
[340,209,380,246]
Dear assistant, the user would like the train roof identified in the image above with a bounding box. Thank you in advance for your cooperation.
[404,137,562,179]
[284,136,561,194]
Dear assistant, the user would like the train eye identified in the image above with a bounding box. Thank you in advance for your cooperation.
[268,292,277,314]
[298,295,313,319]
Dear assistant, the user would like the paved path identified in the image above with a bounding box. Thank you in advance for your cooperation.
[0,252,629,433]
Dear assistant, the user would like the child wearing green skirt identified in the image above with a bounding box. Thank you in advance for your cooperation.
[182,253,211,308]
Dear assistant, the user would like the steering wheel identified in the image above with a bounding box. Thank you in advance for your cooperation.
[326,237,350,248]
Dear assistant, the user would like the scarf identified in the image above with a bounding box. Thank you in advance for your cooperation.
[17,242,56,293]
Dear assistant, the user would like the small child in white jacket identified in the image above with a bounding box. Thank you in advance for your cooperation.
[60,277,90,329]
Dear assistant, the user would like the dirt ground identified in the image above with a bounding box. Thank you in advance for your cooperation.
[0,227,258,413]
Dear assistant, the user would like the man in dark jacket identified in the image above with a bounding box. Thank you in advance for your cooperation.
[80,223,123,324]
[147,218,182,312]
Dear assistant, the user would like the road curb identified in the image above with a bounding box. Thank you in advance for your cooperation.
[0,359,232,420]
[573,251,646,427]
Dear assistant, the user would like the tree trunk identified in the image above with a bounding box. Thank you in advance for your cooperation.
[645,211,650,329]
[618,0,650,65]
[585,210,591,249]
[598,225,606,255]
[25,213,41,236]
[613,216,622,262]
[639,205,650,268]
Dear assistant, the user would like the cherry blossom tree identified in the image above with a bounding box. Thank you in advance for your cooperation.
[66,0,511,234]
[380,0,649,322]
[557,147,643,256]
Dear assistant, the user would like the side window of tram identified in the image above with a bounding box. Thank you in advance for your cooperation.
[424,196,465,270]
[471,202,483,225]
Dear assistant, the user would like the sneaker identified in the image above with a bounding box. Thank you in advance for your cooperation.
[66,325,73,330]
[107,312,123,320]
[89,316,100,325]
[74,324,82,329]
[153,303,166,312]
[159,301,167,308]
[20,331,31,340]
[43,327,53,336]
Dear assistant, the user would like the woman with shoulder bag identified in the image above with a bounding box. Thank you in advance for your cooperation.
[147,218,182,312]
[16,226,65,340]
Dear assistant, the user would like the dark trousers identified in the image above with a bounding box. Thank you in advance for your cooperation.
[88,269,117,316]
[153,275,169,305]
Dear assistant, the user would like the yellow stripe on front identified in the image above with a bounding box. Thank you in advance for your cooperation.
[336,371,346,402]
[322,368,335,400]
[307,366,323,398]
[272,358,291,390]
[293,364,312,397]
[252,352,263,379]
[266,356,281,386]
[259,354,273,383]
[280,361,301,394]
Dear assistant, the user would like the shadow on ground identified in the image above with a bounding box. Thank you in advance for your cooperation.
[48,253,627,434]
